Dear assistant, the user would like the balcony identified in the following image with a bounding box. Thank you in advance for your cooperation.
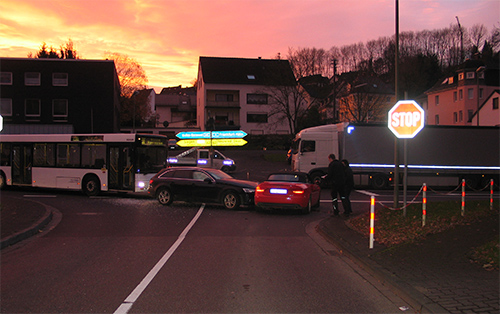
[206,100,240,108]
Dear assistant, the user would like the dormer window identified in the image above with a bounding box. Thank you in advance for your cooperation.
[458,73,464,80]
[466,72,475,79]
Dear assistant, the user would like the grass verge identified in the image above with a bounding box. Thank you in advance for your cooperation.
[349,200,499,270]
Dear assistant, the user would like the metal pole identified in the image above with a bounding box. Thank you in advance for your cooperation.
[461,179,466,216]
[422,183,427,227]
[393,0,400,208]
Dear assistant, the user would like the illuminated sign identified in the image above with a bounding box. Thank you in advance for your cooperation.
[177,138,247,147]
[176,139,212,147]
[388,100,425,138]
[176,131,211,139]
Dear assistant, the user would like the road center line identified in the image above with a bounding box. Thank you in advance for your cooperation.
[114,204,205,314]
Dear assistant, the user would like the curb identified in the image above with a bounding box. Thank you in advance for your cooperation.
[0,206,53,250]
[316,219,447,314]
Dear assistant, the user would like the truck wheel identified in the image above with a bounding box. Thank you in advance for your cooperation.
[371,174,388,189]
[83,175,101,196]
[221,166,230,173]
[310,172,324,187]
[0,171,6,189]
[157,187,173,205]
[222,191,241,210]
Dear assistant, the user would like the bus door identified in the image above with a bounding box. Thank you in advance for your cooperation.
[109,146,134,190]
[12,144,32,185]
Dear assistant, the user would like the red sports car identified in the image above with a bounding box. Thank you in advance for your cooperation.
[255,172,321,214]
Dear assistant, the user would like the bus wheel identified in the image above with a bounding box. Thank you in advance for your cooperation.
[0,171,6,189]
[83,175,101,196]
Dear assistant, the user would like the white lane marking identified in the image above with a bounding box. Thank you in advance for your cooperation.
[355,190,380,197]
[114,204,205,314]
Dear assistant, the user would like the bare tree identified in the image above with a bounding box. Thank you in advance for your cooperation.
[104,52,150,127]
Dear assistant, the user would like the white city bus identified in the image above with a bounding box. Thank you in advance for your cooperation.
[0,133,168,195]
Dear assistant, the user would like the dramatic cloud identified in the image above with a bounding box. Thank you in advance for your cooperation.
[1,0,498,90]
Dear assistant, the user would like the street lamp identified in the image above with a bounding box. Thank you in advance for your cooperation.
[475,66,486,126]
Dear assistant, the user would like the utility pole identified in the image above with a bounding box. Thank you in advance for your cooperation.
[393,0,400,208]
[456,16,464,63]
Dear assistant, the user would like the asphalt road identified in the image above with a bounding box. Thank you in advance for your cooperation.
[1,188,407,313]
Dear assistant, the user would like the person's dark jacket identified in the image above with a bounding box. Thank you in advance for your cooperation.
[344,164,354,191]
[326,159,345,188]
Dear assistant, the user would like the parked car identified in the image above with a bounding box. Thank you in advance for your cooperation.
[148,167,258,210]
[254,172,321,214]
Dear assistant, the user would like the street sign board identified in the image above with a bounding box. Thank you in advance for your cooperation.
[176,130,247,139]
[388,100,425,138]
[176,131,211,139]
[0,114,3,132]
[211,130,247,139]
[177,138,247,147]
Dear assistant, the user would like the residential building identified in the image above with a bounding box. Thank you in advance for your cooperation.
[155,86,196,129]
[337,76,395,123]
[425,60,499,125]
[196,56,297,134]
[470,89,500,126]
[0,57,121,134]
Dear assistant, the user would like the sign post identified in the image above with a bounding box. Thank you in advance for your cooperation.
[388,100,425,215]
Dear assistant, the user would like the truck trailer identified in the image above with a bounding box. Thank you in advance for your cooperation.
[291,123,499,189]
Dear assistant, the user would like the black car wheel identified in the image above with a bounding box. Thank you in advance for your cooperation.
[301,198,312,214]
[157,187,173,205]
[222,191,241,210]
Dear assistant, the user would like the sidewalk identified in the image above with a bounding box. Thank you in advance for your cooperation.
[2,195,499,314]
[317,212,499,314]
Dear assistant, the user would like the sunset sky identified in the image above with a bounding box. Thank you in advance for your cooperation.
[1,0,499,91]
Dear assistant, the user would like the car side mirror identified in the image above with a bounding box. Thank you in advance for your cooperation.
[204,178,212,184]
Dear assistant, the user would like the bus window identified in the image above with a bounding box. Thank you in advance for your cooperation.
[57,144,80,167]
[34,143,55,166]
[137,146,166,173]
[82,144,106,169]
[0,143,11,166]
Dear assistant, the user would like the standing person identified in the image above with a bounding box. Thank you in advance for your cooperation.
[325,153,346,216]
[341,159,354,217]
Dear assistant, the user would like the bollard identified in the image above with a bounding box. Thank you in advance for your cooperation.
[491,179,494,211]
[369,196,375,249]
[461,179,465,217]
[422,183,427,227]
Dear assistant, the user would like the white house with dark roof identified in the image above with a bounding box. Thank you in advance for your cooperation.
[196,56,297,134]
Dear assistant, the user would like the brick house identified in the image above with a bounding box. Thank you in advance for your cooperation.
[0,57,121,134]
[425,60,499,126]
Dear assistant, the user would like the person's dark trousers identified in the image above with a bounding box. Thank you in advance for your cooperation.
[340,187,352,216]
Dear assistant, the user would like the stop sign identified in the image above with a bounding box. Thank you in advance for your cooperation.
[388,100,425,138]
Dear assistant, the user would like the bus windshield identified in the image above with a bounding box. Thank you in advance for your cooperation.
[137,146,166,173]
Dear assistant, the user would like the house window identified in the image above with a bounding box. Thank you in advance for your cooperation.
[459,89,463,100]
[468,88,474,100]
[247,94,268,104]
[479,88,484,99]
[453,91,457,102]
[458,73,464,80]
[493,97,499,110]
[0,98,12,116]
[247,113,268,123]
[0,72,12,85]
[215,94,234,102]
[25,72,41,86]
[25,99,41,118]
[453,112,458,123]
[52,73,68,86]
[468,110,474,122]
[459,110,463,122]
[435,95,439,105]
[435,115,439,125]
[53,99,68,120]
[478,72,485,79]
[466,72,475,79]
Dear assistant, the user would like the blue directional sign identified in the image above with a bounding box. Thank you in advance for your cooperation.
[176,130,247,139]
[176,131,211,139]
[211,130,247,139]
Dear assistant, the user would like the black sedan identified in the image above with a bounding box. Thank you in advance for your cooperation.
[148,167,259,210]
